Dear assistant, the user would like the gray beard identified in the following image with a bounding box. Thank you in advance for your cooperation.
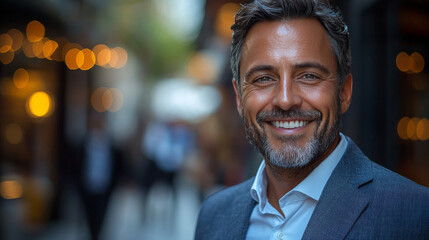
[243,106,340,169]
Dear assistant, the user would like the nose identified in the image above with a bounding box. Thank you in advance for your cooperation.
[271,74,301,111]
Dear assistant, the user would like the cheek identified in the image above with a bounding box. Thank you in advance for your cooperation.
[242,88,273,114]
[301,86,338,119]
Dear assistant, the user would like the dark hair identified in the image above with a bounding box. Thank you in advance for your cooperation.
[231,0,351,92]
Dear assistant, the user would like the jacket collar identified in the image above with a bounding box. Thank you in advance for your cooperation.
[302,136,374,239]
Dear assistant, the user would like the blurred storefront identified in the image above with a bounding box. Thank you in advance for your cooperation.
[340,0,429,186]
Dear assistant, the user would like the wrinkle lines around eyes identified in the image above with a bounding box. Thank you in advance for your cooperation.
[240,79,274,107]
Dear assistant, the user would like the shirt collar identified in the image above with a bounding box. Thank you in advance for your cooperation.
[250,133,348,206]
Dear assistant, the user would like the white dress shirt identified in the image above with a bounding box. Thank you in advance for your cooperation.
[246,133,348,240]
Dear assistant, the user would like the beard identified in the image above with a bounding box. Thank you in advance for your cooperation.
[242,103,341,169]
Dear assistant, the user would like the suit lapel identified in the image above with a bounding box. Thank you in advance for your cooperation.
[302,138,374,240]
[222,179,257,240]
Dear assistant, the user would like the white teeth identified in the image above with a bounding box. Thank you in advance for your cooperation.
[273,120,308,129]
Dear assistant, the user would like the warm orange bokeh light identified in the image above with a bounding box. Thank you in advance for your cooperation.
[410,52,425,73]
[108,48,119,68]
[1,180,23,199]
[102,89,113,111]
[8,28,24,51]
[91,87,108,112]
[13,68,30,89]
[91,87,123,112]
[62,42,82,61]
[43,40,59,59]
[22,39,36,58]
[32,38,46,58]
[396,52,410,72]
[26,20,45,43]
[0,33,13,53]
[397,117,410,140]
[416,118,429,141]
[77,48,96,70]
[187,52,217,84]
[99,49,112,67]
[65,48,81,70]
[407,117,419,140]
[0,50,14,65]
[93,44,111,66]
[215,3,240,40]
[111,47,127,68]
[27,91,54,117]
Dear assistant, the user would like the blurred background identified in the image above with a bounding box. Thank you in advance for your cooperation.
[0,0,428,239]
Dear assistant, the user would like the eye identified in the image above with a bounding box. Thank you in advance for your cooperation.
[299,73,322,84]
[254,76,274,83]
[302,74,319,80]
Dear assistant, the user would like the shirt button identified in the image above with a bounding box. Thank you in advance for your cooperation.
[277,231,285,240]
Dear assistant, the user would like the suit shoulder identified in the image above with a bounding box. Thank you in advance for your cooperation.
[195,178,256,239]
[202,178,254,209]
[365,161,429,208]
[371,161,429,191]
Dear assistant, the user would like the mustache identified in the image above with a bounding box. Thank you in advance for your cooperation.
[256,108,321,123]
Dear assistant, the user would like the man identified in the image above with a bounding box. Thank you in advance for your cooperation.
[195,0,429,239]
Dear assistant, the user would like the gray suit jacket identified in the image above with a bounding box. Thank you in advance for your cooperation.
[195,137,429,239]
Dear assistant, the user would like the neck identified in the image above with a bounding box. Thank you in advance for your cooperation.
[265,134,341,215]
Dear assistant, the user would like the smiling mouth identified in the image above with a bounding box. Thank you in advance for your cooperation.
[270,120,310,129]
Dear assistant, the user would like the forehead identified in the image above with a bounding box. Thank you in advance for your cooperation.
[240,18,336,75]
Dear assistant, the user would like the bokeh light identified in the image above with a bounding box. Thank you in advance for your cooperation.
[77,48,96,70]
[215,3,240,40]
[8,28,24,51]
[91,87,108,112]
[26,20,45,43]
[406,117,420,140]
[108,88,124,112]
[91,87,124,112]
[43,39,59,59]
[27,91,54,118]
[110,47,127,68]
[108,48,118,68]
[0,50,14,64]
[396,51,410,72]
[62,42,82,61]
[187,51,217,84]
[1,180,23,200]
[101,89,113,110]
[93,44,111,67]
[5,123,23,144]
[397,116,409,140]
[409,52,425,73]
[65,48,81,70]
[22,39,36,58]
[416,118,429,141]
[152,79,222,122]
[13,68,30,89]
[0,33,13,53]
[32,38,45,58]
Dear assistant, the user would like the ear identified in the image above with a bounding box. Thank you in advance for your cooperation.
[232,79,243,117]
[340,74,353,114]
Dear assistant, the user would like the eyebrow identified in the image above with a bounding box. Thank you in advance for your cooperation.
[243,65,276,81]
[292,62,331,75]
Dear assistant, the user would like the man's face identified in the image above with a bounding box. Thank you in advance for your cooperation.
[233,18,352,168]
